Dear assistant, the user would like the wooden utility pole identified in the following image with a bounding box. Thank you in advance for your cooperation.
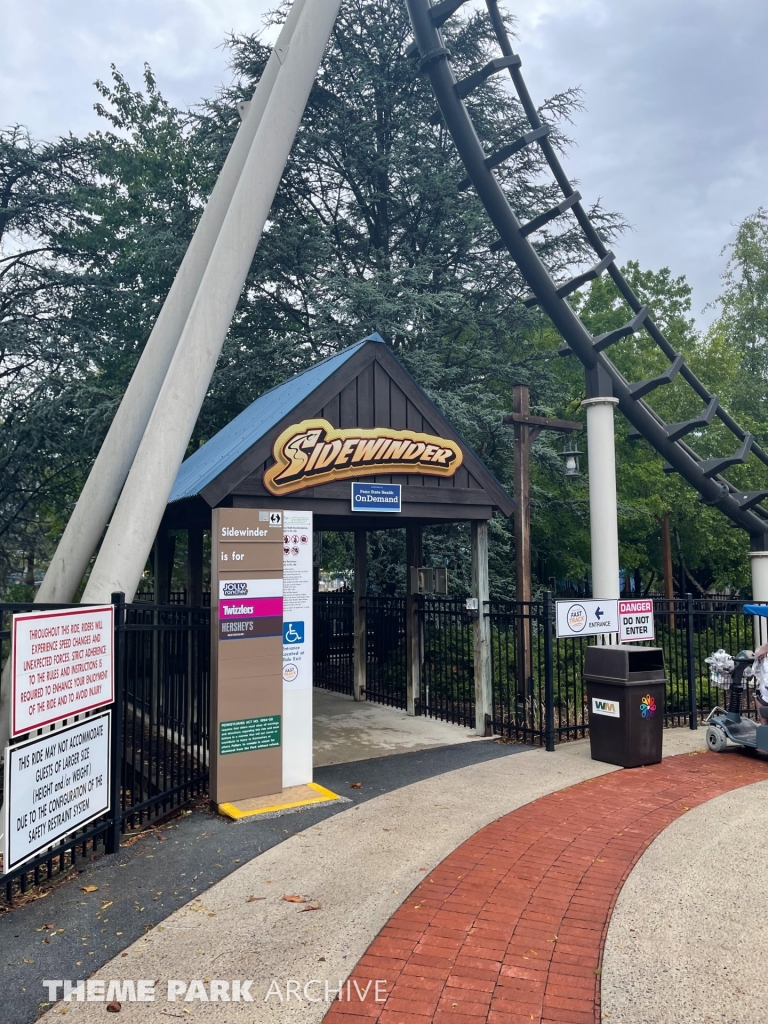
[504,385,581,716]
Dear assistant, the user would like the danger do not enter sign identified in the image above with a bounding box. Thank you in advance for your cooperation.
[618,599,655,643]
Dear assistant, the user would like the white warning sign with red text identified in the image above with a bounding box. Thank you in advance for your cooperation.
[12,606,114,737]
[618,599,655,643]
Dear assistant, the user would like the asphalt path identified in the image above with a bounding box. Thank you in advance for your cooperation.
[0,738,524,1024]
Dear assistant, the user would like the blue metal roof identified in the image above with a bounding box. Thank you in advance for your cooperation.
[170,335,382,503]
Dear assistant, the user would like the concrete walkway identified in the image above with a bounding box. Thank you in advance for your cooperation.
[312,688,482,767]
[40,730,709,1022]
[603,762,768,1024]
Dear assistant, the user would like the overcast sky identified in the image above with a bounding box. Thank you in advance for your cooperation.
[3,0,766,327]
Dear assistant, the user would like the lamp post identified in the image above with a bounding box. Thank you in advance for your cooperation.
[503,385,582,718]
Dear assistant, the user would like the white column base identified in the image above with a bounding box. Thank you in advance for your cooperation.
[749,551,768,648]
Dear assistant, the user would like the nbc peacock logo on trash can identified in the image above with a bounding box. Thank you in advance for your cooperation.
[640,694,656,719]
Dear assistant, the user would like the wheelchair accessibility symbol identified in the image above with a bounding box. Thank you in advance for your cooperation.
[283,621,304,645]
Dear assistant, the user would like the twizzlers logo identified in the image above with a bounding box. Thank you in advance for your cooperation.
[263,419,463,496]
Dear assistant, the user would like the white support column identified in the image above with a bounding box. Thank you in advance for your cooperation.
[34,0,309,604]
[81,0,342,604]
[749,551,768,647]
[472,520,492,736]
[582,397,621,604]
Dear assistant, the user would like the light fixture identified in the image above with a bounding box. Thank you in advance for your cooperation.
[560,441,582,478]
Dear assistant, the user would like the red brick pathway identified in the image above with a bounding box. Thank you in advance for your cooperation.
[323,749,768,1024]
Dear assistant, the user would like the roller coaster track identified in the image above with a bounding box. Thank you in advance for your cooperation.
[405,0,768,549]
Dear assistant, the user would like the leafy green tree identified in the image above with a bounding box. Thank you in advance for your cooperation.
[3,1,616,599]
[542,258,763,596]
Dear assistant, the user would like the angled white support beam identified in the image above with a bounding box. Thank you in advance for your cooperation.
[82,0,342,603]
[34,0,309,604]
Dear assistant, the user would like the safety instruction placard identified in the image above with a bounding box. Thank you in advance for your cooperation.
[12,606,113,737]
[618,599,655,643]
[3,711,111,872]
[283,510,313,692]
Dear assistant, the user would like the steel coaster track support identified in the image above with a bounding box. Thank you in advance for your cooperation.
[404,0,768,550]
[35,0,311,605]
[81,0,343,603]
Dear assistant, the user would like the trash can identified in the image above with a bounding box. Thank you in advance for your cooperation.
[584,645,666,767]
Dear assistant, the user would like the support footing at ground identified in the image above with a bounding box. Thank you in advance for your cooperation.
[217,781,342,820]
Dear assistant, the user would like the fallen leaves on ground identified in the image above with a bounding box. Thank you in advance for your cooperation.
[350,782,362,789]
[80,885,98,893]
[106,1002,121,1013]
[299,904,322,912]
[246,896,265,902]
[282,894,306,903]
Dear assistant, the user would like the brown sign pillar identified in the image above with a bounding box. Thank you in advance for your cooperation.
[210,508,284,806]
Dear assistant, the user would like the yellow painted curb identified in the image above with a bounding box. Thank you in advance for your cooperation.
[217,782,343,820]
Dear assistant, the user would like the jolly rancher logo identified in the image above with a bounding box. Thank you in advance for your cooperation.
[263,419,463,496]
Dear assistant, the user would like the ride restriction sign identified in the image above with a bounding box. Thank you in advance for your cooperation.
[618,599,655,643]
[12,606,114,737]
[3,711,111,872]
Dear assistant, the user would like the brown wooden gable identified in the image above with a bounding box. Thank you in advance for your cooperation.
[184,340,513,528]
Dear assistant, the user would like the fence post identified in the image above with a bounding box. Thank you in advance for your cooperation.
[544,590,555,751]
[686,592,697,730]
[353,530,367,702]
[105,592,125,855]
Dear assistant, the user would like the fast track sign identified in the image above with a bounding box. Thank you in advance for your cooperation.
[556,599,619,639]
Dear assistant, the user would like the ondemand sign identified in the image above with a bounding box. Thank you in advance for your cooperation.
[618,599,655,643]
[12,606,114,737]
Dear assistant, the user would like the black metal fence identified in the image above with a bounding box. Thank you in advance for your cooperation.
[420,597,476,727]
[366,596,407,708]
[0,596,210,905]
[114,596,210,835]
[490,595,758,744]
[313,592,354,694]
[313,592,763,744]
[2,591,757,902]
